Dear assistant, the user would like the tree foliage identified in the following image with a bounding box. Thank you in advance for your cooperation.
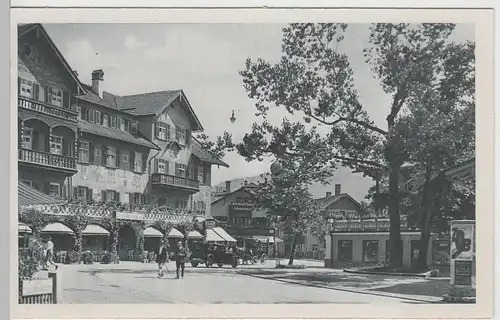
[239,23,475,267]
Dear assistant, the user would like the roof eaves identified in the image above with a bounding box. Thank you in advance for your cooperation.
[21,24,87,94]
[179,90,204,132]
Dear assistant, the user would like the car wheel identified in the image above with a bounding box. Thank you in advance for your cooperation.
[191,261,199,268]
[217,263,224,268]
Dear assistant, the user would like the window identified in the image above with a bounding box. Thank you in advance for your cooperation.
[156,122,170,140]
[89,109,95,123]
[103,114,109,127]
[21,127,33,149]
[312,244,318,252]
[105,146,117,167]
[133,152,143,172]
[95,111,101,124]
[124,120,130,132]
[197,166,205,184]
[106,190,117,202]
[134,193,144,205]
[176,126,186,144]
[119,117,127,131]
[338,240,353,262]
[50,136,63,155]
[131,121,138,133]
[120,150,130,170]
[157,159,168,174]
[159,112,167,122]
[79,140,90,163]
[19,78,33,98]
[49,183,61,198]
[110,116,117,128]
[77,186,89,201]
[48,87,63,107]
[362,240,379,263]
[175,163,187,177]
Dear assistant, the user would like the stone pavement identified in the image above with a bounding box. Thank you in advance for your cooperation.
[57,260,431,304]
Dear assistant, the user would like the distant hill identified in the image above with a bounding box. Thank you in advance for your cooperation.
[212,166,374,202]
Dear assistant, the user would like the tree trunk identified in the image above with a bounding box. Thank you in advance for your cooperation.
[416,163,434,271]
[387,161,403,268]
[288,233,298,265]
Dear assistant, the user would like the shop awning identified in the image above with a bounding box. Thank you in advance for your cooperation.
[205,229,225,242]
[212,227,237,242]
[187,230,203,239]
[18,182,66,206]
[167,228,184,239]
[144,227,163,238]
[41,222,74,234]
[252,235,284,243]
[82,224,110,236]
[18,223,32,234]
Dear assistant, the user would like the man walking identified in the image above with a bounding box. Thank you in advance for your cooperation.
[155,239,168,278]
[44,236,58,270]
[174,241,187,279]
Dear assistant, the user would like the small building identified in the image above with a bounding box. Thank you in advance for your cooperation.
[211,181,285,256]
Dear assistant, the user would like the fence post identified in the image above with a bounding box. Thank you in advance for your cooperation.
[48,271,61,303]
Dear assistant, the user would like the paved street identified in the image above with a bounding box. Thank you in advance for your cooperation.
[59,261,427,304]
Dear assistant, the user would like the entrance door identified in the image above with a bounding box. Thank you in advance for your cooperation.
[50,136,63,155]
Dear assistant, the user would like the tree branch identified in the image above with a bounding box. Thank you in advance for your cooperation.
[309,113,387,135]
[332,155,387,169]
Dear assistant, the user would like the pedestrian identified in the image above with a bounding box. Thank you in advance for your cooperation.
[45,236,58,270]
[155,239,168,278]
[174,241,187,279]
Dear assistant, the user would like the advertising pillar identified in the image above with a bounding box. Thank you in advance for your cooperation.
[445,220,476,303]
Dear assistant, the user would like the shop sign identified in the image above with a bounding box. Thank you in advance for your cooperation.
[454,260,473,286]
[116,212,144,221]
[204,219,216,229]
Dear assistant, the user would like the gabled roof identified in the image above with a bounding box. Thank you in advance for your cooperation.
[76,84,119,110]
[211,186,256,205]
[191,136,229,168]
[18,24,86,94]
[316,193,371,216]
[114,90,204,132]
[78,121,160,150]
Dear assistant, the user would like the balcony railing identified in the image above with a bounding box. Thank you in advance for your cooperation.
[151,173,200,191]
[19,148,77,171]
[18,97,78,122]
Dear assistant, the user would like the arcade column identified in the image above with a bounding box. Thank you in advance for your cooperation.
[444,220,476,303]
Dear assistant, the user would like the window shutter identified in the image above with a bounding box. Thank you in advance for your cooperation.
[141,194,145,204]
[175,126,180,141]
[128,193,134,205]
[130,151,135,172]
[87,188,93,201]
[142,153,147,173]
[186,129,191,145]
[73,187,78,199]
[101,190,107,202]
[154,158,159,173]
[89,143,95,164]
[33,83,40,101]
[154,122,159,139]
[63,91,70,109]
[44,86,49,103]
[102,146,107,166]
[115,148,121,168]
[166,124,171,141]
[116,192,121,203]
[62,184,67,199]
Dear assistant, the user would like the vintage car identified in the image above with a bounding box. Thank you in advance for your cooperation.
[189,242,238,268]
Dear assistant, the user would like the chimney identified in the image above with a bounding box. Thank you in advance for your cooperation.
[91,69,104,99]
[225,181,231,193]
[335,184,341,196]
[326,192,332,198]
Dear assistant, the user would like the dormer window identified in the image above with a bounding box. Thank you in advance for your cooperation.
[48,87,63,108]
[19,78,33,99]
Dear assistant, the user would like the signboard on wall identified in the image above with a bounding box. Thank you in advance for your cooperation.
[204,219,217,229]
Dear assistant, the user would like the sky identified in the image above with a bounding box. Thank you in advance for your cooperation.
[44,23,474,200]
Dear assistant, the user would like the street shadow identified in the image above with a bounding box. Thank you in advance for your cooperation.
[134,276,178,280]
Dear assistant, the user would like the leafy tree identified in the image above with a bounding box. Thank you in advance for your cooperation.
[239,23,474,267]
[195,132,234,159]
[235,119,333,265]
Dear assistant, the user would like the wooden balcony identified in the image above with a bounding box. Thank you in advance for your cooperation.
[18,97,78,122]
[151,173,200,191]
[18,148,77,173]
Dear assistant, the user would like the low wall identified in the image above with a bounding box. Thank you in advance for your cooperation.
[19,270,61,304]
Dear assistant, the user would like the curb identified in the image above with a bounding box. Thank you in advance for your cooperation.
[237,270,443,304]
[343,268,428,278]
